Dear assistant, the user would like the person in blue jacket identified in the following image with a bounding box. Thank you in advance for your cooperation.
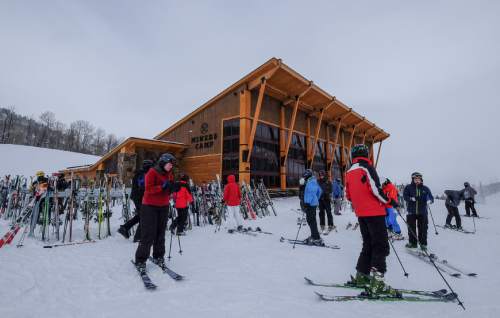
[303,169,323,246]
[403,172,434,251]
[332,178,343,215]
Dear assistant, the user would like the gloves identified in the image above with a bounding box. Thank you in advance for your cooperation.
[390,199,399,209]
[162,180,172,191]
[409,197,416,202]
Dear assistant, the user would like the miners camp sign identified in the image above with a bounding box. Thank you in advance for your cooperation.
[191,122,217,149]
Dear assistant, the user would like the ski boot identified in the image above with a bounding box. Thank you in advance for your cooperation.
[320,225,325,233]
[312,238,325,246]
[444,223,452,229]
[420,244,427,252]
[302,236,313,245]
[392,233,404,241]
[151,257,166,269]
[405,242,417,249]
[346,272,371,288]
[367,269,401,298]
[117,226,130,239]
[237,225,244,232]
[135,261,147,274]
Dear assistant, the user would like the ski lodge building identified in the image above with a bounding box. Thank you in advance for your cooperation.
[63,58,389,190]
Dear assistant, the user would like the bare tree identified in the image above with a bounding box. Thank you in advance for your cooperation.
[105,134,119,153]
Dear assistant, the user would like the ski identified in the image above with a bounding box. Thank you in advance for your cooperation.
[436,225,474,234]
[315,291,457,303]
[148,257,184,281]
[280,237,340,250]
[228,228,258,236]
[131,260,157,290]
[406,249,461,278]
[304,277,448,298]
[43,240,96,248]
[411,250,477,277]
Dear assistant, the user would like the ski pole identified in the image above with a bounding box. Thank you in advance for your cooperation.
[427,205,439,235]
[472,214,476,234]
[293,208,305,249]
[388,237,409,277]
[395,209,465,310]
[177,234,183,255]
[167,228,174,261]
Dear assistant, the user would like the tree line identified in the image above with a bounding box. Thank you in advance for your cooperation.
[0,106,121,156]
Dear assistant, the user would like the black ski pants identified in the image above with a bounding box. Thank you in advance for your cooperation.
[123,200,142,239]
[135,204,168,264]
[407,213,428,246]
[356,216,390,274]
[175,207,189,233]
[445,204,462,228]
[465,200,478,217]
[304,204,321,240]
[318,200,333,227]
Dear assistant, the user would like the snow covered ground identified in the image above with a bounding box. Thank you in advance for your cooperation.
[1,193,498,318]
[0,144,100,177]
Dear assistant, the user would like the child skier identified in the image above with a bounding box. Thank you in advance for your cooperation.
[382,178,403,240]
[223,175,244,231]
[172,173,193,235]
[345,144,396,296]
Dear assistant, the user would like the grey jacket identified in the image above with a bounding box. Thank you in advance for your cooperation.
[462,186,477,201]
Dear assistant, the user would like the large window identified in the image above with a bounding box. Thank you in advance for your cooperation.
[222,119,239,183]
[286,133,307,187]
[250,123,280,188]
[311,140,327,173]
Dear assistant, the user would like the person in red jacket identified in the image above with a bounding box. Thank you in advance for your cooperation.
[382,179,403,239]
[134,153,176,272]
[223,175,244,231]
[345,144,398,297]
[171,174,193,236]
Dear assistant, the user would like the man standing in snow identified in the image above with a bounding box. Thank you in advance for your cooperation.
[403,172,434,251]
[318,170,334,234]
[134,153,176,272]
[303,169,323,245]
[118,159,154,242]
[345,144,396,296]
[444,189,463,229]
[462,182,479,217]
[223,174,244,231]
[332,178,343,215]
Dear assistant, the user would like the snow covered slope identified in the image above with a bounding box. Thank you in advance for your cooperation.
[0,193,498,318]
[0,144,100,176]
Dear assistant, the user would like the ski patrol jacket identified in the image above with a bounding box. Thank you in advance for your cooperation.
[304,177,322,207]
[142,166,174,207]
[175,181,193,209]
[223,175,241,207]
[345,157,388,217]
[403,182,433,215]
[383,182,399,208]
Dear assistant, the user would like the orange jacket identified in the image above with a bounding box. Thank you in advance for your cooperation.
[383,182,399,208]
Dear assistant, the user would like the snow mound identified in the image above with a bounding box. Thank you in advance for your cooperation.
[0,144,100,176]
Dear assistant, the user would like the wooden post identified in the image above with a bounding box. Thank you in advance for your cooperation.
[308,109,324,168]
[375,140,383,168]
[282,98,300,164]
[326,124,332,180]
[306,115,312,168]
[239,89,252,185]
[280,105,287,190]
[246,79,266,162]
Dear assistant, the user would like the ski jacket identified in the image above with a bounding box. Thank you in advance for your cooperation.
[462,186,477,201]
[318,178,332,202]
[403,182,433,215]
[445,190,462,208]
[142,166,173,207]
[304,177,322,207]
[131,169,147,203]
[383,182,399,208]
[175,181,193,209]
[223,175,241,207]
[332,180,343,199]
[345,157,388,217]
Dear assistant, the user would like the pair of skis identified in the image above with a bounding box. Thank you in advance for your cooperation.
[279,236,340,250]
[131,258,184,290]
[436,225,474,234]
[305,277,457,303]
[406,248,477,277]
[345,222,359,231]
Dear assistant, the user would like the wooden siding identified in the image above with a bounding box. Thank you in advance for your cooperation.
[179,154,222,184]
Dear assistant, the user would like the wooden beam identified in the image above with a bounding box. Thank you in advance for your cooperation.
[308,107,325,168]
[283,81,314,105]
[282,99,300,164]
[326,124,332,180]
[362,133,367,144]
[247,64,280,90]
[239,88,252,184]
[280,105,287,190]
[375,140,383,168]
[246,79,267,162]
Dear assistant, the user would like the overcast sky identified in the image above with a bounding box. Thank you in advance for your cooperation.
[1,0,499,192]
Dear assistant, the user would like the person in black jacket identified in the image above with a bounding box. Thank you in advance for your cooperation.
[118,159,154,242]
[403,172,434,251]
[462,182,479,217]
[444,190,463,229]
[317,170,334,233]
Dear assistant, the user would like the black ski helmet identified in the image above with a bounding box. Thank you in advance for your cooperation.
[411,172,423,180]
[303,169,313,180]
[464,182,470,187]
[158,153,176,167]
[351,144,369,159]
[142,159,154,171]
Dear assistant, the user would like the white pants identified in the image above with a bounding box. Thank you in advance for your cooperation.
[226,205,244,228]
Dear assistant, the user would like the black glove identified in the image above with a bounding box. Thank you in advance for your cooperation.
[390,199,399,209]
[162,180,172,191]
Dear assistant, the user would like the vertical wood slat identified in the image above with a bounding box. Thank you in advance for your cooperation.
[246,80,267,162]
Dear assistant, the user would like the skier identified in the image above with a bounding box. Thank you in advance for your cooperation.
[382,178,403,240]
[222,174,244,231]
[345,144,395,296]
[171,173,193,235]
[318,170,334,233]
[302,169,323,245]
[118,159,154,242]
[134,153,176,271]
[462,182,479,217]
[332,178,343,215]
[403,172,434,251]
[444,190,463,229]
